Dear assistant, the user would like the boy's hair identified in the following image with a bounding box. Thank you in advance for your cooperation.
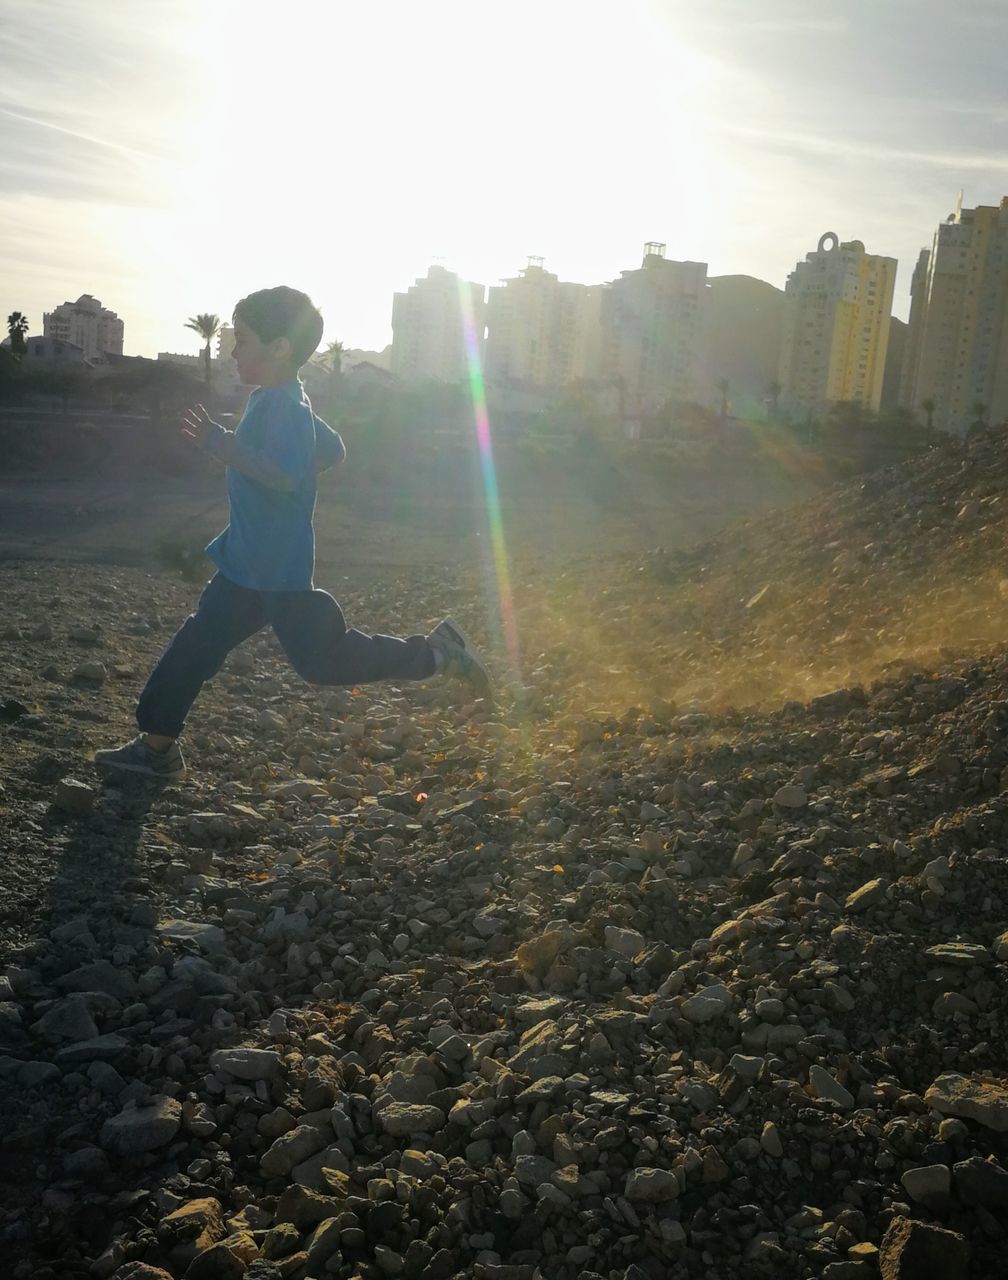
[233,286,323,368]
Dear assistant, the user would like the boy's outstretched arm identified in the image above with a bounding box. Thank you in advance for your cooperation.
[314,413,346,474]
[182,404,301,494]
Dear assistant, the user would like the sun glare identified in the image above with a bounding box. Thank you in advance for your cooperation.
[173,0,724,351]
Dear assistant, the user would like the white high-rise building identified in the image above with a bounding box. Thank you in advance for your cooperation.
[43,294,124,361]
[600,243,707,412]
[390,265,485,382]
[485,257,603,389]
[900,196,1008,434]
[778,233,896,417]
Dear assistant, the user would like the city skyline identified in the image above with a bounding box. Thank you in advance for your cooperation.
[3,0,1008,357]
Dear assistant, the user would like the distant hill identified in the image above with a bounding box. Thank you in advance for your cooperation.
[701,275,784,416]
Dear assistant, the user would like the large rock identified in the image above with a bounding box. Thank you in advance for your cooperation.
[210,1047,283,1082]
[260,1125,328,1179]
[624,1167,680,1202]
[184,1231,259,1280]
[952,1155,1008,1208]
[274,1185,342,1231]
[925,1073,1008,1132]
[157,1197,225,1269]
[376,1103,445,1137]
[879,1215,969,1280]
[681,983,732,1025]
[901,1164,951,1211]
[101,1096,181,1155]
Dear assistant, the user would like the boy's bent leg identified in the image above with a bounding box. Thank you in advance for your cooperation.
[269,589,436,687]
[136,574,268,737]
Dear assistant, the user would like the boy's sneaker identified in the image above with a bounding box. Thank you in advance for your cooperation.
[428,618,492,698]
[94,736,186,781]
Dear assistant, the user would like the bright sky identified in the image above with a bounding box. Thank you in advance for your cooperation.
[2,0,1007,356]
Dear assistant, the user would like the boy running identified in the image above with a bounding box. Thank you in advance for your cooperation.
[96,286,489,782]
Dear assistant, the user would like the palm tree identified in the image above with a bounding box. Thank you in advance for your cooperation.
[324,339,347,377]
[323,340,347,411]
[185,313,221,388]
[7,312,28,356]
[920,396,936,440]
[766,379,782,417]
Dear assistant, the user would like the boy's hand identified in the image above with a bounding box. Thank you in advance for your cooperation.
[181,404,229,457]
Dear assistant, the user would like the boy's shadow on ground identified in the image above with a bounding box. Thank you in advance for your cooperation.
[0,765,177,1267]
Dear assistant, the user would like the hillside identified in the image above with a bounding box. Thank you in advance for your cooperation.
[2,432,1008,1278]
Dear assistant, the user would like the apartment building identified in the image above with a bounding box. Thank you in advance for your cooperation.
[601,243,707,412]
[43,294,124,361]
[778,233,896,417]
[390,265,485,382]
[484,257,603,388]
[900,196,1008,433]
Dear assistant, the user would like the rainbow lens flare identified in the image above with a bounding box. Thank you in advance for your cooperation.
[457,278,520,677]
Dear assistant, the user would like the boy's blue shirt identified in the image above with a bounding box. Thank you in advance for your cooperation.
[205,378,344,592]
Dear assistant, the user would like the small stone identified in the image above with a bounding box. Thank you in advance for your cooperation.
[845,878,887,913]
[925,942,989,966]
[772,784,807,808]
[760,1121,783,1157]
[54,778,97,816]
[159,919,227,952]
[809,1065,854,1110]
[72,660,107,683]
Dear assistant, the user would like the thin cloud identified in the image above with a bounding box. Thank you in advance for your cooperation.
[0,106,161,161]
[718,121,1008,173]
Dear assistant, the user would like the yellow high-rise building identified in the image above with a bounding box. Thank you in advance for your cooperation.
[778,233,896,417]
[900,196,1008,434]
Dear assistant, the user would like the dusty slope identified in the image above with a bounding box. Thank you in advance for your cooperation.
[1,433,1008,1280]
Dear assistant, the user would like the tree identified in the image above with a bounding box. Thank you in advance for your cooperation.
[920,396,936,441]
[6,311,28,356]
[716,377,730,422]
[185,313,221,388]
[324,339,347,377]
[322,340,347,414]
[970,399,988,431]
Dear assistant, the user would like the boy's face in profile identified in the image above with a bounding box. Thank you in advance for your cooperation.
[232,317,290,387]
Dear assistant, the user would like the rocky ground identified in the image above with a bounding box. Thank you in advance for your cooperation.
[4,432,1008,1279]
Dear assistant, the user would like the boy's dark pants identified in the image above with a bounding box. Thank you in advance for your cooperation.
[137,573,436,738]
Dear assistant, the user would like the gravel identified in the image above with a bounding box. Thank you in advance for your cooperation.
[5,431,1008,1276]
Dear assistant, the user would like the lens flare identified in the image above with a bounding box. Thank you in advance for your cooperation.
[457,278,520,677]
